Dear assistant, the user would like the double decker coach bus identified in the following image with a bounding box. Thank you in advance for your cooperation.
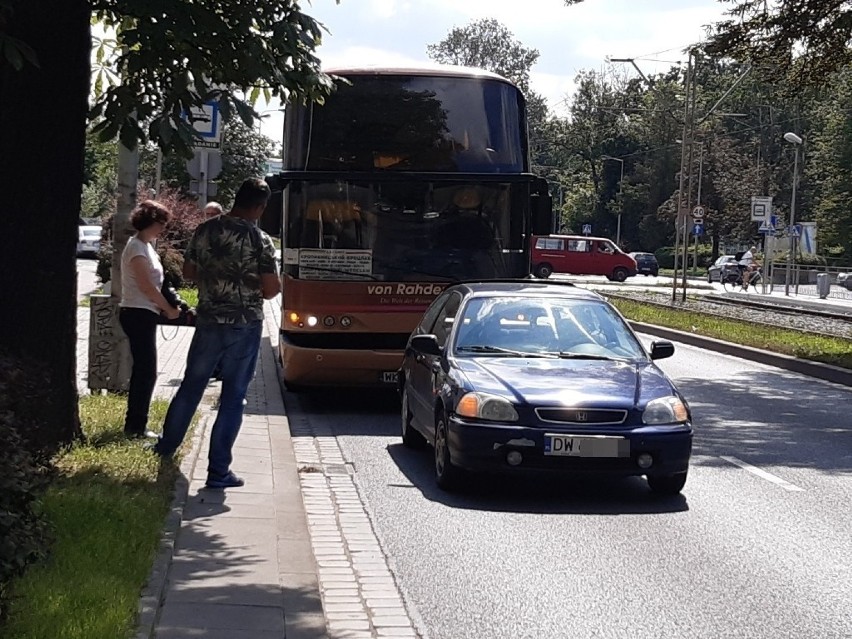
[262,65,553,389]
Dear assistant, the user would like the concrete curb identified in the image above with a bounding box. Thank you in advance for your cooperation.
[133,401,214,639]
[631,321,852,388]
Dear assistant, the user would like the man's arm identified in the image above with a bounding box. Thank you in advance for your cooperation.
[261,273,281,299]
[258,230,281,299]
[182,261,198,282]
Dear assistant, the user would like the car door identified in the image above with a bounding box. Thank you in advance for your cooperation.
[408,292,462,434]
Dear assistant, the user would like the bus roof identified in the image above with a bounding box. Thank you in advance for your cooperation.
[323,64,515,86]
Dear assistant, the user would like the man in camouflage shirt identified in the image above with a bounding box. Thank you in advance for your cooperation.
[154,178,280,488]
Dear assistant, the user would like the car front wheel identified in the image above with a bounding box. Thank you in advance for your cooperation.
[647,472,687,495]
[611,267,629,282]
[434,411,463,491]
[534,263,552,279]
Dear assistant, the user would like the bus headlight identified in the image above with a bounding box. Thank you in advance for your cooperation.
[643,396,688,424]
[456,392,519,422]
[306,315,318,327]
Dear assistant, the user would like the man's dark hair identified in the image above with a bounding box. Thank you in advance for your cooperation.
[233,178,271,210]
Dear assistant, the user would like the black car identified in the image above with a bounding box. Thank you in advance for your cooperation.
[399,281,693,494]
[628,252,659,276]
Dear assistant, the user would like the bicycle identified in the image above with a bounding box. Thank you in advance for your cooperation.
[721,266,764,293]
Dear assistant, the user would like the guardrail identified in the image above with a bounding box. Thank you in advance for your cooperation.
[768,262,852,300]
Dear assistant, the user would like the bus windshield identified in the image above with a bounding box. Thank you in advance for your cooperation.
[282,179,531,282]
[287,74,526,173]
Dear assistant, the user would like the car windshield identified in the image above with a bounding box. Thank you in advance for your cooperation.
[453,296,647,360]
[81,228,100,238]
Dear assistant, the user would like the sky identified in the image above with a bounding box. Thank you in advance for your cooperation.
[258,0,729,140]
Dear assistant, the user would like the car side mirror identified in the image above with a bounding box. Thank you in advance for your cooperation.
[650,340,675,360]
[410,334,443,356]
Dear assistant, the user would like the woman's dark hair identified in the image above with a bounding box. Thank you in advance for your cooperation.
[131,200,172,231]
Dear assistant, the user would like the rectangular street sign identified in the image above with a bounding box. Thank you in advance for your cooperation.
[751,195,772,222]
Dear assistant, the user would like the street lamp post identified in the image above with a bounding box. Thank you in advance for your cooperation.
[602,155,624,246]
[783,132,802,296]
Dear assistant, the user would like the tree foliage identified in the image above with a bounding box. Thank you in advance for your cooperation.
[88,0,336,156]
[704,0,852,87]
[426,18,539,92]
[563,0,852,88]
[0,0,337,453]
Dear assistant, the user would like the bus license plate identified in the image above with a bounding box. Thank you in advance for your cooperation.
[380,371,399,384]
[544,434,628,457]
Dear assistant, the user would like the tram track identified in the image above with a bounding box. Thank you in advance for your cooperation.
[602,290,852,342]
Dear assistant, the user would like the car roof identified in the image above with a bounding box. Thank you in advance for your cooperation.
[446,279,605,301]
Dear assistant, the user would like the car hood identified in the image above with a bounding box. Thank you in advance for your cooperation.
[454,357,676,408]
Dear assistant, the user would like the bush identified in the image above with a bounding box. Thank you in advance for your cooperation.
[159,247,185,288]
[654,246,675,269]
[93,188,204,285]
[0,354,50,620]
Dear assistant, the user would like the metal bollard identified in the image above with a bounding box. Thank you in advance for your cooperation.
[816,272,830,299]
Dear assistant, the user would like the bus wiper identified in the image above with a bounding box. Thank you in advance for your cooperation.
[372,259,461,282]
[457,345,557,358]
[297,265,379,281]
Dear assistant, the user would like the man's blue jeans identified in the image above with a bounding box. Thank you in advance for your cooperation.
[157,320,262,479]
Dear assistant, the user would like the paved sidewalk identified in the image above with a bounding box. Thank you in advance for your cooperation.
[76,303,326,638]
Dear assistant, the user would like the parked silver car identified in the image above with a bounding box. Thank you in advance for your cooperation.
[707,255,738,282]
[76,225,101,258]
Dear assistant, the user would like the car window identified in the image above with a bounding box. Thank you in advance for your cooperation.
[416,290,452,334]
[535,237,563,250]
[454,296,645,358]
[430,292,462,347]
[567,239,590,252]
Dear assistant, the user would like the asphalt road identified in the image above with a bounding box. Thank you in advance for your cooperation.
[76,257,99,300]
[286,338,852,639]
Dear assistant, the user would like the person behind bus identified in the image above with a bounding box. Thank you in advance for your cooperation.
[739,245,760,290]
[153,178,280,489]
[203,201,223,218]
[119,201,181,439]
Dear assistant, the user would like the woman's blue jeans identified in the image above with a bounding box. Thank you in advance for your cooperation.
[157,321,262,479]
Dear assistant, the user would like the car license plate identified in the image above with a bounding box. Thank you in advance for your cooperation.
[544,434,628,457]
[380,371,398,384]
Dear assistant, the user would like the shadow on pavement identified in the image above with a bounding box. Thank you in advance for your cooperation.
[386,442,689,516]
[676,370,852,474]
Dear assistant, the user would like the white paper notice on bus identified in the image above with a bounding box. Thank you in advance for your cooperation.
[298,249,373,280]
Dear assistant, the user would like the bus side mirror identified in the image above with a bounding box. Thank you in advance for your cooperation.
[531,181,553,235]
[260,176,284,236]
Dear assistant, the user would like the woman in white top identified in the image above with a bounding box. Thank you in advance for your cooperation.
[118,201,180,438]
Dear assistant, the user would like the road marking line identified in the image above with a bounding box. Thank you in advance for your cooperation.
[720,455,805,492]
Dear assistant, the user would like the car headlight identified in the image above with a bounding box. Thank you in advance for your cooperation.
[456,392,519,422]
[643,396,689,424]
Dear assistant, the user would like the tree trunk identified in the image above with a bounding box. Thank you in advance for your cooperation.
[0,0,89,450]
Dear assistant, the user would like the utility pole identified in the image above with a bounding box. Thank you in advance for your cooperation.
[672,51,693,302]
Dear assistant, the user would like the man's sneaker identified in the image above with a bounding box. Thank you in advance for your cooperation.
[205,472,245,489]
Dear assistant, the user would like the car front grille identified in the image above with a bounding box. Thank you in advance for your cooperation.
[535,408,628,425]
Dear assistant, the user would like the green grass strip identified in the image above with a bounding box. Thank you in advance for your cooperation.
[2,395,191,639]
[177,287,198,309]
[610,297,852,370]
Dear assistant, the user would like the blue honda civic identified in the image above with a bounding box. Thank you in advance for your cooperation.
[398,281,693,494]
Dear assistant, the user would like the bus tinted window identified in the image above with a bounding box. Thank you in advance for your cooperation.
[289,75,525,173]
[283,180,529,282]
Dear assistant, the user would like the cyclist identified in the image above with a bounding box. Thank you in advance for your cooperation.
[738,245,760,290]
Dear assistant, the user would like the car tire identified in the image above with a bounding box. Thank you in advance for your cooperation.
[401,387,426,449]
[434,410,463,491]
[647,472,687,495]
[611,267,629,282]
[534,263,552,279]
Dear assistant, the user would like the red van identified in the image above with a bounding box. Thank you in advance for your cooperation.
[531,235,637,281]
